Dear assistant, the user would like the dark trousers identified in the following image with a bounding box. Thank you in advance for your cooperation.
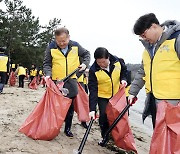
[62,79,78,132]
[98,97,109,138]
[0,72,7,93]
[64,99,74,132]
[30,76,34,82]
[19,75,25,88]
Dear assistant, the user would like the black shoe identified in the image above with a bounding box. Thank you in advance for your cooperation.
[81,122,88,129]
[64,130,74,138]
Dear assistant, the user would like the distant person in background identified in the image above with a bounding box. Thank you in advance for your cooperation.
[11,64,16,72]
[15,63,26,88]
[0,48,9,93]
[38,67,43,83]
[9,63,17,87]
[29,64,37,82]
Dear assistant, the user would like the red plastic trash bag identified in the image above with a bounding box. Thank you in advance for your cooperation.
[37,75,40,85]
[9,71,16,86]
[40,76,46,86]
[28,77,38,90]
[19,78,72,140]
[106,86,137,153]
[150,101,180,154]
[74,83,90,122]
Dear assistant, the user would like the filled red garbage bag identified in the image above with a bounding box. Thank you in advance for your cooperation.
[106,86,137,153]
[9,71,16,86]
[28,77,38,90]
[40,76,46,86]
[74,82,90,122]
[37,75,40,85]
[19,78,72,140]
[150,101,180,154]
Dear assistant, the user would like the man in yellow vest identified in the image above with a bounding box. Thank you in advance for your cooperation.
[89,47,127,138]
[43,27,90,137]
[29,64,37,82]
[15,63,26,88]
[128,13,180,128]
[0,48,9,94]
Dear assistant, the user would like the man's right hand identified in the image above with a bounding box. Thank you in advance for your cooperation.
[89,111,95,119]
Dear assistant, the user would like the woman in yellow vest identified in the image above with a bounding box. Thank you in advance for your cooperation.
[43,27,90,137]
[128,13,180,154]
[0,48,9,94]
[15,63,26,88]
[88,47,127,139]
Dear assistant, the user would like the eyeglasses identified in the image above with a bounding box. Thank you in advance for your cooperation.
[139,25,152,39]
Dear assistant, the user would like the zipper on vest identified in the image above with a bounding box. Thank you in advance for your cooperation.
[65,57,68,76]
[150,57,154,93]
[110,77,113,98]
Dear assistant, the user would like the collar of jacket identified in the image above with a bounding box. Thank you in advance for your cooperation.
[50,40,75,50]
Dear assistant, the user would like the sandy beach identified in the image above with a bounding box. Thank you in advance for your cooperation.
[0,80,152,154]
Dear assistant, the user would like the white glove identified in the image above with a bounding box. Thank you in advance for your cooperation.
[121,80,127,87]
[45,76,50,81]
[89,111,95,120]
[79,63,87,71]
[60,87,69,96]
[128,94,135,104]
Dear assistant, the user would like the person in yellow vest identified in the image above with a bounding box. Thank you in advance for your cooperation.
[128,14,180,154]
[15,63,26,88]
[43,27,90,137]
[24,67,28,79]
[0,48,9,94]
[128,13,180,129]
[29,64,37,82]
[37,67,43,84]
[11,63,16,72]
[89,47,128,139]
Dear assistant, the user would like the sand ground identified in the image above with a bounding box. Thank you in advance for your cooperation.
[0,80,152,154]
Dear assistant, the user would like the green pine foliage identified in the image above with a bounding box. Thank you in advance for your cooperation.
[0,0,61,69]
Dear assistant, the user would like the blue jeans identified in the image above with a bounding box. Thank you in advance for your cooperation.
[0,72,6,93]
[0,83,4,93]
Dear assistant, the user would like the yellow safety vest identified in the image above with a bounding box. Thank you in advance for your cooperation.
[0,55,8,72]
[51,47,83,81]
[12,64,16,69]
[77,74,87,83]
[18,66,26,76]
[30,69,37,76]
[39,70,43,75]
[125,85,130,97]
[143,39,180,99]
[95,62,121,98]
[83,76,88,85]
